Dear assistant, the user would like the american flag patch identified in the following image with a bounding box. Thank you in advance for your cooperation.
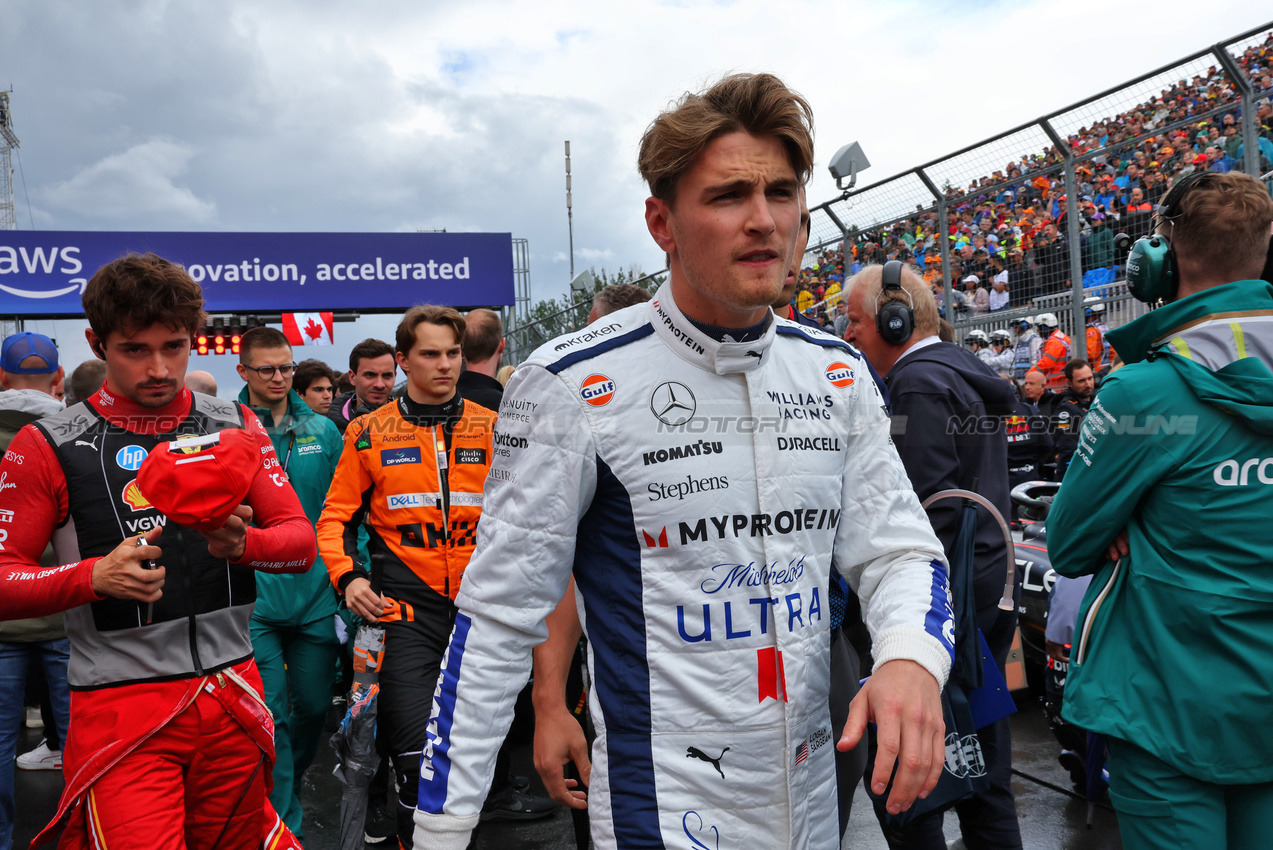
[794,740,809,766]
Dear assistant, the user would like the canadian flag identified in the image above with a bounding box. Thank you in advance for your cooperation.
[282,312,334,346]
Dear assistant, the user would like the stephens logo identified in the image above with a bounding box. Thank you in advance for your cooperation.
[580,374,616,406]
[825,362,854,388]
[115,445,148,470]
[122,479,153,512]
[648,473,728,502]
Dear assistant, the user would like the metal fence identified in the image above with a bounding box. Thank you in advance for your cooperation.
[505,268,666,363]
[506,21,1273,360]
[804,21,1273,343]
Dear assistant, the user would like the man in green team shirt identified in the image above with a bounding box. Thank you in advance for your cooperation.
[1048,171,1273,850]
[236,326,344,839]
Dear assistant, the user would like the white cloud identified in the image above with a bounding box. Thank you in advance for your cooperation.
[3,0,1268,307]
[39,139,216,224]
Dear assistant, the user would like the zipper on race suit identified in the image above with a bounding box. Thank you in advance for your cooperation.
[432,424,451,596]
[1074,558,1121,667]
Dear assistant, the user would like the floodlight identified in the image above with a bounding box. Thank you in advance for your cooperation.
[570,270,596,298]
[828,142,871,193]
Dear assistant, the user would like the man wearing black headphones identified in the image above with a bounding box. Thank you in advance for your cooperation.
[845,261,1022,850]
[1048,171,1273,850]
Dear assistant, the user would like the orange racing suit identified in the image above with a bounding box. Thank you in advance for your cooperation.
[317,394,495,846]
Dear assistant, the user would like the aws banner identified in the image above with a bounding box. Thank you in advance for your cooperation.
[0,231,515,316]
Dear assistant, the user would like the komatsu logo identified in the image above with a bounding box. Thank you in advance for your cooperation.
[1213,457,1273,486]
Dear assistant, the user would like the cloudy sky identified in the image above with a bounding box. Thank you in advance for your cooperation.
[1,0,1268,393]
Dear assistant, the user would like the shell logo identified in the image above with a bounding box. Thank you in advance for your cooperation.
[122,479,153,512]
[580,374,616,407]
[825,362,855,388]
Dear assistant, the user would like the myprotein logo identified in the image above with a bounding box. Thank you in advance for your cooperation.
[553,323,622,351]
[677,507,841,546]
[1213,457,1273,486]
[580,374,616,406]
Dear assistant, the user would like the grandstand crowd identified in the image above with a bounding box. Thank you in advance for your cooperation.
[789,31,1273,327]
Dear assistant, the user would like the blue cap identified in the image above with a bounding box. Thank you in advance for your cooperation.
[1,332,60,374]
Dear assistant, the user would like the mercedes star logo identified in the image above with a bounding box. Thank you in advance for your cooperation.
[650,381,696,427]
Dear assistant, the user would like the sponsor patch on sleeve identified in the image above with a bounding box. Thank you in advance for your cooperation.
[380,447,422,466]
[454,448,487,465]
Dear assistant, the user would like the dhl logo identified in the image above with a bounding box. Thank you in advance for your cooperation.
[122,479,153,512]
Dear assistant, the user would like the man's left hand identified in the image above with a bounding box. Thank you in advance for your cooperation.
[203,505,253,561]
[839,658,944,815]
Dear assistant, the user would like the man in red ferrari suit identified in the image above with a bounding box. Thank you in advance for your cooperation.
[0,254,314,850]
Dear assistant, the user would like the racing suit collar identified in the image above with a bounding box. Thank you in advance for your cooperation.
[647,282,774,375]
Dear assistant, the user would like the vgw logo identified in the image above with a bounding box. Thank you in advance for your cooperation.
[0,246,86,299]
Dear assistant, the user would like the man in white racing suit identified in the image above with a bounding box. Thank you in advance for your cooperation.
[413,72,955,850]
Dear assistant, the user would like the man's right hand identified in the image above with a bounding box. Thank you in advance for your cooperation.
[344,576,387,622]
[533,703,591,809]
[90,527,165,602]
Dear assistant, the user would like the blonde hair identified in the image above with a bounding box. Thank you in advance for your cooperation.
[847,263,941,340]
[638,73,814,204]
[1162,172,1273,281]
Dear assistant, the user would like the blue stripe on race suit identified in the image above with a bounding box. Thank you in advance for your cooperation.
[774,325,892,407]
[572,456,665,849]
[418,613,472,813]
[774,324,855,352]
[925,560,956,657]
[546,325,655,375]
[861,356,891,409]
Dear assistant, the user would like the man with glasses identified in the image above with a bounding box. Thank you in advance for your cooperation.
[236,326,344,839]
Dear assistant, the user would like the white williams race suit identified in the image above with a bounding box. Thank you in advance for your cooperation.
[414,283,954,850]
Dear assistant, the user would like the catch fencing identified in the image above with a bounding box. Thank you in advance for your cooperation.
[803,21,1273,342]
[505,22,1273,360]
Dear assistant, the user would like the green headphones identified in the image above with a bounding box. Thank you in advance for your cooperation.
[1117,171,1218,303]
[1118,171,1219,304]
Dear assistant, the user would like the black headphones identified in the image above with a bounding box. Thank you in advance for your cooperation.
[1118,170,1216,304]
[876,260,915,345]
